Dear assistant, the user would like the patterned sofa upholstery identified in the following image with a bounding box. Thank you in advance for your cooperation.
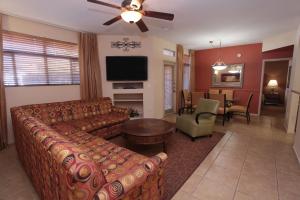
[16,97,128,139]
[11,98,168,200]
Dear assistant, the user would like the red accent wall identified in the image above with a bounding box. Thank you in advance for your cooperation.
[262,45,294,60]
[195,43,263,114]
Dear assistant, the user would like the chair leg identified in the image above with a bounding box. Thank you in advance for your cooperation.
[246,112,250,124]
[227,113,230,121]
[222,115,225,126]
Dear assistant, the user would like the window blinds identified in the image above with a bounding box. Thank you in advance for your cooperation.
[2,31,79,86]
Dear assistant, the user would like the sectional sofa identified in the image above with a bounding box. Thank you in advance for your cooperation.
[11,97,167,200]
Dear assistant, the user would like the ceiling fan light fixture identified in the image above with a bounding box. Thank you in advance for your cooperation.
[121,10,142,23]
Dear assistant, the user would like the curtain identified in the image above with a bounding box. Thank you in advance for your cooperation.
[79,33,103,100]
[176,44,184,111]
[189,50,196,92]
[0,14,8,150]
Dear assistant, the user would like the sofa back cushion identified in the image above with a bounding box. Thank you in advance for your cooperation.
[17,97,113,125]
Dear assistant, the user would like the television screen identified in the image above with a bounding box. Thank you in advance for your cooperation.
[106,56,148,81]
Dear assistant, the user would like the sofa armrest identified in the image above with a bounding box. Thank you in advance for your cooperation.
[112,106,129,115]
[94,152,167,200]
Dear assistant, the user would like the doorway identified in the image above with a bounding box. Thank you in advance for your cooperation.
[164,63,176,114]
[260,59,291,118]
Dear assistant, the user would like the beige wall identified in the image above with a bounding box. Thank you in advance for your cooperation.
[294,105,300,163]
[291,25,300,162]
[97,35,176,119]
[2,15,81,144]
[262,31,296,52]
[285,25,300,135]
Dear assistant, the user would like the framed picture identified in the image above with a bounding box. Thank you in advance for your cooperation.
[212,64,244,88]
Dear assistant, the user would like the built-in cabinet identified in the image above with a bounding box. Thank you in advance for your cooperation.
[112,82,144,119]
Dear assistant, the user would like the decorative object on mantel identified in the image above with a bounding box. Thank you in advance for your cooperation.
[111,38,141,51]
[128,108,140,118]
[87,0,174,32]
[212,64,244,88]
[210,40,228,71]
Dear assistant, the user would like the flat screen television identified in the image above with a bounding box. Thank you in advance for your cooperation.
[106,56,148,81]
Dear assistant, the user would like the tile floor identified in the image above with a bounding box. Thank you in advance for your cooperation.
[166,113,300,200]
[0,113,300,200]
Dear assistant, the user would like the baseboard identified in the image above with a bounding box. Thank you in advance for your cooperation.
[293,145,300,165]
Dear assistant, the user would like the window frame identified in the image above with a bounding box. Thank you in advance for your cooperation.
[2,30,80,87]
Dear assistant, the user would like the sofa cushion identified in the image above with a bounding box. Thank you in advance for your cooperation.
[66,118,95,132]
[90,112,128,127]
[51,111,128,137]
[65,132,148,183]
[51,122,80,136]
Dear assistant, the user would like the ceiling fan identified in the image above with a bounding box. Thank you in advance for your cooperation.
[87,0,175,32]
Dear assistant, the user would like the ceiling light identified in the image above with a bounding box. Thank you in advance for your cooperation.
[212,60,228,71]
[210,40,227,71]
[121,10,142,24]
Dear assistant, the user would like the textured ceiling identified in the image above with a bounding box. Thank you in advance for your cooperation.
[1,0,300,49]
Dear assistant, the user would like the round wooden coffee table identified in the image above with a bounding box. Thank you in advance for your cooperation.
[122,118,175,153]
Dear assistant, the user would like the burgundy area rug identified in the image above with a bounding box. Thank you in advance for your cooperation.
[110,130,224,200]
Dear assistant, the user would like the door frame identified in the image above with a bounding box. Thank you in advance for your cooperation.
[258,58,292,116]
[163,61,177,115]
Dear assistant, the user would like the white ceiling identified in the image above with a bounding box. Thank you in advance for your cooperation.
[1,0,300,49]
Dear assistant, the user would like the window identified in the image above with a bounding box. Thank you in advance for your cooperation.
[163,49,176,57]
[3,31,79,86]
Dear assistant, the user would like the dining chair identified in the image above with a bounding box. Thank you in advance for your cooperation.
[228,93,254,124]
[191,92,206,110]
[179,89,192,113]
[208,93,228,126]
[221,89,234,101]
[209,88,220,95]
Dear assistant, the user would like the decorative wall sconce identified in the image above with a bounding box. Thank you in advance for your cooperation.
[111,38,141,51]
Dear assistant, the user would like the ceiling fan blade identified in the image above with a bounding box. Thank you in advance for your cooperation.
[143,11,174,21]
[103,16,122,25]
[87,0,121,10]
[136,19,149,32]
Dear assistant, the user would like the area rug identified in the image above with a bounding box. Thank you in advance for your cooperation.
[110,130,224,200]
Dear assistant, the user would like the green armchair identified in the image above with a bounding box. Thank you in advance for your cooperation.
[176,98,220,141]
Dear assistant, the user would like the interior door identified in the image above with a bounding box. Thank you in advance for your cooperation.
[164,64,175,113]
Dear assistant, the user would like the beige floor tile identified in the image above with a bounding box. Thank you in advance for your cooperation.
[180,174,203,193]
[234,192,255,200]
[192,177,236,200]
[277,171,300,197]
[237,170,278,200]
[218,145,248,160]
[204,164,241,188]
[172,190,199,200]
[278,191,300,200]
[242,160,276,177]
[213,153,245,171]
